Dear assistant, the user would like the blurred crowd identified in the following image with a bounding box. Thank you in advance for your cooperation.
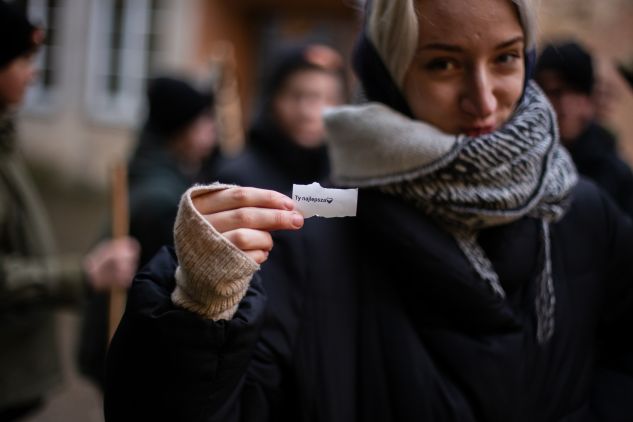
[2,0,633,420]
[1,1,349,419]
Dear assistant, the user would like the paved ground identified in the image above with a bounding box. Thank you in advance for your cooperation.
[24,312,104,422]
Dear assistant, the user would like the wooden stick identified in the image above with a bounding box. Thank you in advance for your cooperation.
[108,162,129,342]
[209,40,245,156]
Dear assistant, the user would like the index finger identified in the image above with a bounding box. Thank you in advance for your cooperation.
[193,187,295,215]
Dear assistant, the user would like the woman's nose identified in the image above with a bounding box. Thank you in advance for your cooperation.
[460,69,498,118]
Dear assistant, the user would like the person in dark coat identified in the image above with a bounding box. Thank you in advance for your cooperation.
[78,76,218,389]
[105,1,633,421]
[0,2,139,419]
[535,41,633,218]
[217,44,346,194]
[129,76,218,267]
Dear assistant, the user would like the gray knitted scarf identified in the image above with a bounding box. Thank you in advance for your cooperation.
[324,82,578,344]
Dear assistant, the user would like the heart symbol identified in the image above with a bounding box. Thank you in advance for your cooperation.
[326,198,333,204]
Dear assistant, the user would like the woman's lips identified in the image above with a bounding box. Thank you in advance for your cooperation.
[462,125,495,137]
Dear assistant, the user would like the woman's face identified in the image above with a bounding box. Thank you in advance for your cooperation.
[272,69,344,148]
[175,113,216,167]
[403,0,525,136]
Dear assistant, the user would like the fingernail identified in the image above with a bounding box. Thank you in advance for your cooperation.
[292,213,304,228]
[284,198,295,210]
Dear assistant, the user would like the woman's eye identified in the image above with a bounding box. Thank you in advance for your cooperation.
[496,52,521,65]
[425,59,459,72]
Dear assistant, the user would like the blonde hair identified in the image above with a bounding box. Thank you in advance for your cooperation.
[366,0,539,87]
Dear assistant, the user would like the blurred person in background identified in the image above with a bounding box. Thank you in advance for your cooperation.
[79,76,218,390]
[217,43,346,194]
[129,76,218,268]
[536,41,633,218]
[106,0,633,421]
[591,59,621,124]
[0,1,138,420]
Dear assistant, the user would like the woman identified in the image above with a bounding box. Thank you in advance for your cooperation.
[105,0,633,421]
[216,43,346,194]
[0,1,138,419]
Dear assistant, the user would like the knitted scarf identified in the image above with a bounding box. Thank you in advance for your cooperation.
[324,81,578,343]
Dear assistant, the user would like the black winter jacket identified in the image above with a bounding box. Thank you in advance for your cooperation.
[568,122,633,219]
[105,179,633,421]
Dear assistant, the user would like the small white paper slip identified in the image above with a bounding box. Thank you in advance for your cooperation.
[292,182,358,218]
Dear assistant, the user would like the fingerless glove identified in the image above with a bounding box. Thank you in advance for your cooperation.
[171,184,260,320]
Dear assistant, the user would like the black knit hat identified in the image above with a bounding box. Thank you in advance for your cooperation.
[145,76,214,137]
[536,41,595,95]
[0,0,39,69]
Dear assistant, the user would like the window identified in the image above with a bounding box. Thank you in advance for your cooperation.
[146,0,170,75]
[85,0,171,126]
[13,0,63,114]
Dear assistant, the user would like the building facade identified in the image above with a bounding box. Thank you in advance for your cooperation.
[12,0,633,189]
[12,0,358,189]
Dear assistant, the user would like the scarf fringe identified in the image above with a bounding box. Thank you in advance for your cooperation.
[454,221,556,345]
[536,221,556,344]
[454,232,506,299]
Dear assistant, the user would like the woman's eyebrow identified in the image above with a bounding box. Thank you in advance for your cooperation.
[419,43,463,53]
[417,36,525,53]
[495,36,525,50]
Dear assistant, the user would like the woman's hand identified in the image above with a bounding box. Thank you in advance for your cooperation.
[192,187,304,264]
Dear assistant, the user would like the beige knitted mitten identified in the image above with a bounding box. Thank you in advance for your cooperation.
[171,183,260,320]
